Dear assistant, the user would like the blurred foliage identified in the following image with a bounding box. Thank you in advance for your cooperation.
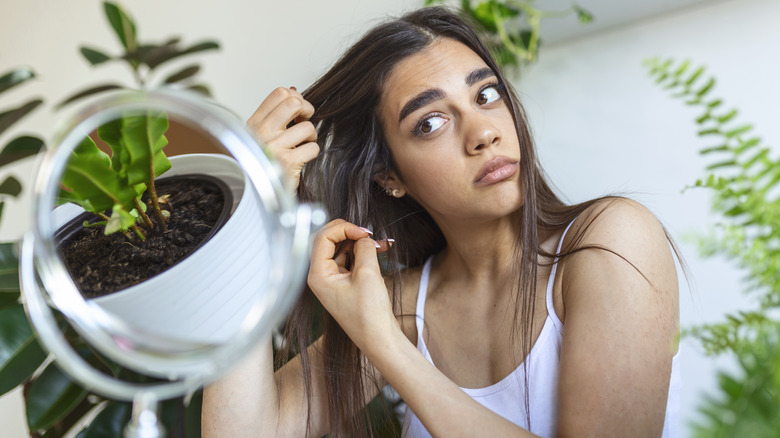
[58,2,219,108]
[647,58,780,437]
[0,1,219,437]
[425,0,593,73]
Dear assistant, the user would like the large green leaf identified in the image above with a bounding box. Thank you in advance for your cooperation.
[26,361,88,431]
[60,135,138,214]
[0,303,47,397]
[0,175,22,197]
[122,113,171,185]
[103,2,137,52]
[97,117,129,181]
[56,83,124,109]
[0,135,45,167]
[75,400,132,438]
[0,99,43,137]
[185,389,203,438]
[0,242,19,293]
[0,68,36,95]
[129,38,180,68]
[80,46,113,66]
[145,41,219,70]
[163,65,200,84]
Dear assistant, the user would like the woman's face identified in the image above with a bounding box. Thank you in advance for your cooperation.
[378,38,523,225]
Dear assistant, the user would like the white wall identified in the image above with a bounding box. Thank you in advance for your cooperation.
[519,0,779,432]
[1,0,776,436]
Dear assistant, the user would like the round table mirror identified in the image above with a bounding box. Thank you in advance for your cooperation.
[19,90,324,437]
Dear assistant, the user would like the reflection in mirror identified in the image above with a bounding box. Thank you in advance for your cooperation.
[21,90,321,438]
[49,108,274,349]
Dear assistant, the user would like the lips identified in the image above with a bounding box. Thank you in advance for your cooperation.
[473,156,520,186]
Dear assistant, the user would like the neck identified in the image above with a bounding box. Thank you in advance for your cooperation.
[433,210,526,285]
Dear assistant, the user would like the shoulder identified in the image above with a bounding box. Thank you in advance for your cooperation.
[563,197,671,264]
[560,196,678,306]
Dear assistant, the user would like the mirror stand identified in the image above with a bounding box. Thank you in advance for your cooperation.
[125,393,165,438]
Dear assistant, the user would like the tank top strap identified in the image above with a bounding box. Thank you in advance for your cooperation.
[416,256,434,341]
[545,219,577,332]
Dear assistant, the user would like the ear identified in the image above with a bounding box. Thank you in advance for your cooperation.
[373,168,407,197]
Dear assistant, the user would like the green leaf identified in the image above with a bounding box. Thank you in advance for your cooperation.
[0,135,45,167]
[80,46,112,66]
[105,205,135,235]
[696,77,716,98]
[122,112,171,185]
[685,66,705,87]
[60,135,138,214]
[26,362,88,431]
[0,303,47,397]
[573,5,594,24]
[672,60,690,78]
[0,68,36,95]
[97,117,129,181]
[186,389,203,438]
[130,38,181,68]
[716,109,738,124]
[706,159,737,171]
[56,83,124,109]
[724,124,753,138]
[163,65,200,84]
[697,128,721,137]
[0,242,19,293]
[0,176,22,197]
[145,41,219,70]
[187,84,212,97]
[103,2,137,52]
[0,287,18,311]
[75,400,132,438]
[0,99,43,137]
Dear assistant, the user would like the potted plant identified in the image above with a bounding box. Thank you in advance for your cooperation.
[52,102,271,346]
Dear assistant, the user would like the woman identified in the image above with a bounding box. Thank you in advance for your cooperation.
[202,6,681,437]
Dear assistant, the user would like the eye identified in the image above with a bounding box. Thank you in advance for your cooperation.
[476,85,502,105]
[413,114,447,136]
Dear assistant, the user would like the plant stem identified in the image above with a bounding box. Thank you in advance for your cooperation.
[131,224,146,241]
[134,198,154,229]
[147,179,167,231]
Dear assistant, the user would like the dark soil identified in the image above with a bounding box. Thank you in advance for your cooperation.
[58,175,230,298]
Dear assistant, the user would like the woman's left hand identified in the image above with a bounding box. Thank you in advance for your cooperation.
[307,219,396,350]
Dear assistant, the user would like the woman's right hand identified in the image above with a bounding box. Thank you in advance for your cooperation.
[307,219,397,352]
[247,87,319,191]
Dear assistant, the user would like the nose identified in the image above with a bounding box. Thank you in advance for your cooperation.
[464,112,501,155]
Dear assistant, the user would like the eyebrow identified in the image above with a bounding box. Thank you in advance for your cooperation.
[397,67,497,124]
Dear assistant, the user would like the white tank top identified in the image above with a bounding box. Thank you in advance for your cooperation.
[401,222,682,437]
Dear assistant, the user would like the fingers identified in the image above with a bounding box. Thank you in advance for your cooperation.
[350,237,383,276]
[309,220,372,273]
[247,87,314,142]
[247,87,319,190]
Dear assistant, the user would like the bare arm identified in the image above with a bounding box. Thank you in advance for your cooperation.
[555,198,679,437]
[203,334,389,437]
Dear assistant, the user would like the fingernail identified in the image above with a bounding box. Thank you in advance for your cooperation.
[290,86,297,91]
[373,240,381,248]
[358,227,373,235]
[387,238,395,247]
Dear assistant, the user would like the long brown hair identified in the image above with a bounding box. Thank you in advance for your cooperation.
[279,6,645,436]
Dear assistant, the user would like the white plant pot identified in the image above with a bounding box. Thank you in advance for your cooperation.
[55,153,270,345]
